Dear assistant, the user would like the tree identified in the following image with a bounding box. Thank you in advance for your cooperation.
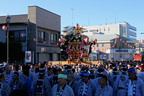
[60,34,73,60]
[0,41,23,63]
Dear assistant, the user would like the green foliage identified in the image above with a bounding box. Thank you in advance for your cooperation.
[60,34,73,60]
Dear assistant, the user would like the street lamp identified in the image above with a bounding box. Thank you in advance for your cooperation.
[6,15,10,64]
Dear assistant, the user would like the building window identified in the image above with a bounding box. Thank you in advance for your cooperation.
[108,28,110,31]
[50,53,53,61]
[102,43,104,47]
[38,31,46,43]
[51,33,58,45]
[97,43,99,47]
[9,30,26,42]
[51,33,54,44]
[120,24,126,37]
[122,43,124,48]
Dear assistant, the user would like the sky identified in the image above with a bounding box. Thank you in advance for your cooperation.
[0,0,144,40]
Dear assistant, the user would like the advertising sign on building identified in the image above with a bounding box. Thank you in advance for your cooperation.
[139,36,143,48]
[115,49,128,52]
[25,51,31,63]
[100,55,107,59]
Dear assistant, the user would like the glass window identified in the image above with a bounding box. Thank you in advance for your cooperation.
[38,31,46,43]
[54,34,56,43]
[9,31,15,41]
[9,30,26,42]
[56,34,58,43]
[102,43,104,47]
[50,53,53,61]
[51,33,54,44]
[20,31,26,41]
[97,43,99,47]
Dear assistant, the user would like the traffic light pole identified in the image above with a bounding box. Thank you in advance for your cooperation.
[7,22,9,64]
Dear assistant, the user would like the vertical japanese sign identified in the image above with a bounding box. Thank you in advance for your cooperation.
[25,51,31,63]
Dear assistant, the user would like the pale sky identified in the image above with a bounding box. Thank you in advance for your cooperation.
[0,0,144,40]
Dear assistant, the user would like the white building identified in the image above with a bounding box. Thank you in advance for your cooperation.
[83,22,137,41]
[88,34,136,61]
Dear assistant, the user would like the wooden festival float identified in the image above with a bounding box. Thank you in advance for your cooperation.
[58,24,98,65]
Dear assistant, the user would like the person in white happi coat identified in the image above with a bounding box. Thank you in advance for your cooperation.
[124,68,144,96]
[33,64,52,96]
[67,69,77,95]
[75,70,96,96]
[89,67,96,79]
[10,71,23,91]
[95,65,108,78]
[0,66,11,96]
[95,75,113,96]
[52,73,74,96]
[93,68,107,94]
[109,67,118,87]
[137,65,144,82]
[113,65,129,96]
[4,65,14,86]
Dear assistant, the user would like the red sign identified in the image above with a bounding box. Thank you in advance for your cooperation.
[21,33,25,37]
[134,54,142,61]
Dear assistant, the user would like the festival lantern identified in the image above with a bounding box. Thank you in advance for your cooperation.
[85,37,89,43]
[56,43,59,46]
[20,33,25,38]
[120,39,122,41]
[2,25,7,30]
[43,41,46,44]
[93,39,97,45]
[123,41,125,43]
[59,38,63,43]
[33,38,36,42]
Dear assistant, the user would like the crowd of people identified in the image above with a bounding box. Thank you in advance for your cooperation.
[0,61,144,96]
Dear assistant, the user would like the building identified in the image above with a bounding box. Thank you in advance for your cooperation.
[0,6,61,64]
[89,34,136,61]
[83,22,137,41]
[135,40,144,55]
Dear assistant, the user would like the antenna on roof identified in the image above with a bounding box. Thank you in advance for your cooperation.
[105,19,107,25]
[71,8,74,26]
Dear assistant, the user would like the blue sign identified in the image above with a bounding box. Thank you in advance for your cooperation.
[96,50,100,53]
[115,50,128,52]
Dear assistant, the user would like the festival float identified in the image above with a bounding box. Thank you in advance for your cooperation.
[58,24,97,65]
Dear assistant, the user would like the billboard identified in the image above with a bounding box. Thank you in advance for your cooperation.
[25,51,31,63]
[100,55,107,59]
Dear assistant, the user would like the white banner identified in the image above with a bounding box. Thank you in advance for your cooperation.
[25,51,31,63]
